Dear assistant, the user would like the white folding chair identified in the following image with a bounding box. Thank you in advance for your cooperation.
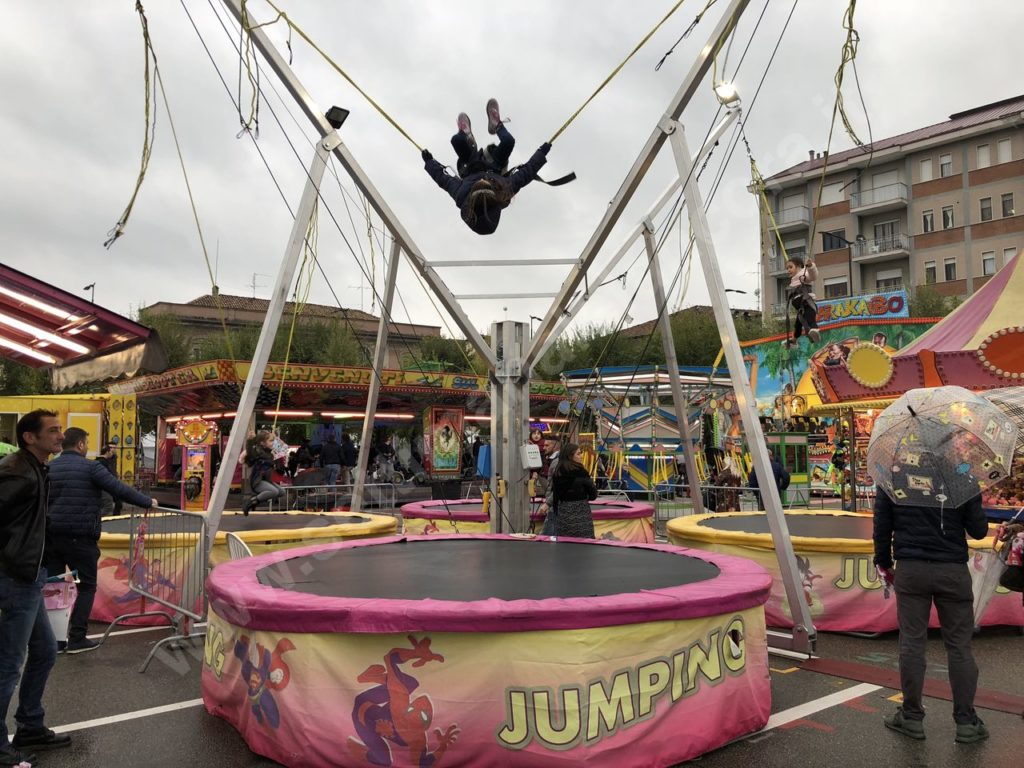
[225,532,253,560]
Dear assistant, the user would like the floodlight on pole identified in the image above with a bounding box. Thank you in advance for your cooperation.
[713,82,741,107]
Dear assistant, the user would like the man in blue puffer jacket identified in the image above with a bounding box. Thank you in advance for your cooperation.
[46,428,156,654]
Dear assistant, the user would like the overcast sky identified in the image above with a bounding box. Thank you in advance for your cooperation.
[2,1,1022,346]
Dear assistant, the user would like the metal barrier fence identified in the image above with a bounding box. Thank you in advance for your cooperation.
[265,482,398,512]
[101,505,208,672]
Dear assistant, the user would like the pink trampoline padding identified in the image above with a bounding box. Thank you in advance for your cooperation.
[400,499,490,522]
[206,534,771,634]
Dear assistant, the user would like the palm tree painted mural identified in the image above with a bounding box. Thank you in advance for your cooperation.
[741,319,936,412]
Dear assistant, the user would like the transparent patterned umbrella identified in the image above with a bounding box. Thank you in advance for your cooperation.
[867,386,1018,509]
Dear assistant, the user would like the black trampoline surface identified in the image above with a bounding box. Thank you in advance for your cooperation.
[697,513,873,538]
[257,538,720,601]
[102,512,369,535]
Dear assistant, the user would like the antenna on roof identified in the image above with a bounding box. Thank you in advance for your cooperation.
[248,272,269,298]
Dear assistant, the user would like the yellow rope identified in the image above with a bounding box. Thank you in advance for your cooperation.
[123,3,238,364]
[256,0,423,150]
[807,0,862,261]
[105,1,156,248]
[550,0,691,144]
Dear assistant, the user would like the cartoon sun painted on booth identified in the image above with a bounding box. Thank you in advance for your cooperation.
[348,635,460,767]
[233,635,296,729]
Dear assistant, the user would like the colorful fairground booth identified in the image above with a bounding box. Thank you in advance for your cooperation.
[0,263,167,484]
[803,253,1024,519]
[108,359,567,487]
[737,288,941,505]
[561,365,734,494]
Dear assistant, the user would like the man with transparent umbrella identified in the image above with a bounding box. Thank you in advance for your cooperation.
[869,386,1018,744]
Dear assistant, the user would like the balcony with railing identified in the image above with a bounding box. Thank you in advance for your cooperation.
[851,233,911,263]
[849,182,909,214]
[771,205,811,232]
[766,247,806,274]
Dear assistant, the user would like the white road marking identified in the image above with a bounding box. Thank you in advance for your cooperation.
[52,699,205,734]
[761,683,882,731]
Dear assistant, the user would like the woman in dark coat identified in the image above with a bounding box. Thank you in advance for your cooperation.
[422,99,550,235]
[550,443,598,538]
[243,430,284,514]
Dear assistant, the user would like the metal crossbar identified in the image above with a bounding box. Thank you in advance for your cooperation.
[101,505,208,672]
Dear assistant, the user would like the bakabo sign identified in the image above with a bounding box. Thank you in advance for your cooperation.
[817,289,908,325]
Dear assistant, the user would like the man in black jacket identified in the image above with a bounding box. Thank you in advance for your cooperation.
[0,409,71,763]
[46,427,156,654]
[873,484,990,743]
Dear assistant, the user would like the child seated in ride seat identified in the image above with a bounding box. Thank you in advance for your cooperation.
[422,99,550,235]
[783,254,821,347]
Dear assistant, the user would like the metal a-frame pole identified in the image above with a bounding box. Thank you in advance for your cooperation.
[532,109,740,366]
[205,132,341,551]
[220,0,495,369]
[523,0,751,372]
[642,222,704,515]
[667,119,815,654]
[351,239,402,514]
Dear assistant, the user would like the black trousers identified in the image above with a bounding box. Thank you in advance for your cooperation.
[43,537,100,642]
[894,559,979,724]
[789,294,818,338]
[451,124,515,176]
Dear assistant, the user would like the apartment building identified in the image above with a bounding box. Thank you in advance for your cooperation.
[758,95,1024,319]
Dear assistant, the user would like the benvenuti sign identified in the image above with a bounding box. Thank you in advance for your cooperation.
[817,289,908,325]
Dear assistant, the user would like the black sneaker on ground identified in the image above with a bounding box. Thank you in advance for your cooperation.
[57,640,67,653]
[65,637,100,654]
[12,726,71,751]
[955,717,989,744]
[0,743,37,766]
[883,708,925,740]
[486,98,503,134]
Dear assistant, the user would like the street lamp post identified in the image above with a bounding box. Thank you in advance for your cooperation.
[83,283,96,303]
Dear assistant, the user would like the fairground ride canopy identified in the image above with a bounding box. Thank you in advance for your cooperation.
[0,264,166,388]
[108,359,567,418]
[813,252,1024,404]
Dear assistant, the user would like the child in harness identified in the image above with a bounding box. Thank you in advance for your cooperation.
[422,99,550,235]
[783,253,821,348]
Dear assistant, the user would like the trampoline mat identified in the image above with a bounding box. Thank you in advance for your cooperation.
[258,538,720,601]
[103,513,368,535]
[696,513,873,539]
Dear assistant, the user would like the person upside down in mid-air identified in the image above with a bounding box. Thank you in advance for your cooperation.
[422,98,549,235]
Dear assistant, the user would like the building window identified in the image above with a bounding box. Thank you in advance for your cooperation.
[1004,246,1018,263]
[821,229,847,251]
[924,261,936,284]
[820,182,845,206]
[919,158,933,182]
[823,277,848,298]
[922,210,934,233]
[939,153,953,177]
[1002,192,1015,217]
[980,197,993,222]
[997,138,1012,164]
[876,269,903,291]
[942,206,955,229]
[982,251,996,275]
[944,258,957,281]
[977,144,990,169]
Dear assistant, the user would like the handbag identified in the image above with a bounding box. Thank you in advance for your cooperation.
[997,511,1024,592]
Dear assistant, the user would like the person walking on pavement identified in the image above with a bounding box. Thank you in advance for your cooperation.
[873,486,990,743]
[0,410,73,764]
[46,427,157,654]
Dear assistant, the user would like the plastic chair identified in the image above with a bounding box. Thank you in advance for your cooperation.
[225,532,253,560]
